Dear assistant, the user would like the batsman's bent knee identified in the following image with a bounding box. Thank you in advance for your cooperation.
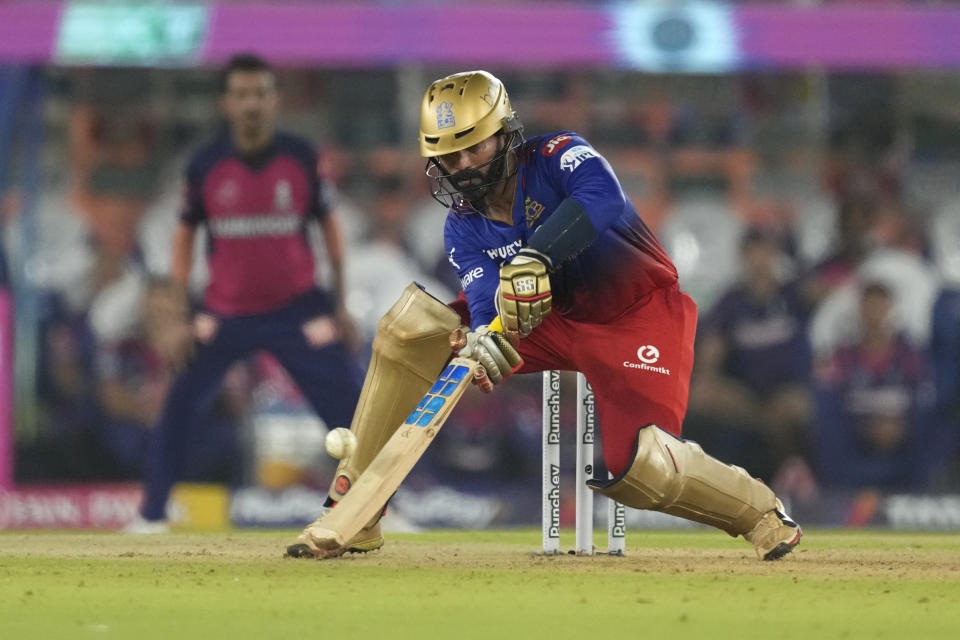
[586,425,777,537]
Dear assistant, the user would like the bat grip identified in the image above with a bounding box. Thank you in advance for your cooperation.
[486,316,523,377]
[450,316,505,352]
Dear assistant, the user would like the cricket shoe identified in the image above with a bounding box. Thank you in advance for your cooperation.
[744,498,802,561]
[122,516,170,535]
[284,510,384,559]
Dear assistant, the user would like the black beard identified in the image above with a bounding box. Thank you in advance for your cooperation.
[448,148,508,209]
[449,167,490,205]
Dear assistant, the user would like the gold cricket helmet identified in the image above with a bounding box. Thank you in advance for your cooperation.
[419,70,521,158]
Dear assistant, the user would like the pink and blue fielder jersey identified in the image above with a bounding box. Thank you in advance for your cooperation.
[181,131,333,316]
[444,132,677,329]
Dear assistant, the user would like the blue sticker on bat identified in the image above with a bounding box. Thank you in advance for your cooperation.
[406,364,471,426]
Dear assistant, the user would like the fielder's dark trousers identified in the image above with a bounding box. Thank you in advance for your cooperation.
[140,290,362,521]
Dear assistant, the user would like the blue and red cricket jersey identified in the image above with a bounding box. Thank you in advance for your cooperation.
[445,132,678,329]
[444,132,696,475]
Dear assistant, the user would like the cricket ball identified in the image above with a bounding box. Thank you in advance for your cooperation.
[325,427,357,460]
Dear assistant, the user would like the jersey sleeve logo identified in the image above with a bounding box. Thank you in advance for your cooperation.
[436,101,456,129]
[560,145,598,172]
[542,134,573,156]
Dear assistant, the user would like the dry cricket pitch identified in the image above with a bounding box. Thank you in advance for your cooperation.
[2,529,959,639]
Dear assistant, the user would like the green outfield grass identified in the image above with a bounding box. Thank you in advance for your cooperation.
[2,529,959,639]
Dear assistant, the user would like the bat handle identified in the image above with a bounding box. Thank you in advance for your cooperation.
[450,316,505,352]
[486,316,523,377]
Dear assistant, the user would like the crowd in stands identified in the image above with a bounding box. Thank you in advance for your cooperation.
[4,67,959,505]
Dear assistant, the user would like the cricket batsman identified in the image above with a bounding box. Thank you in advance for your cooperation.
[287,70,801,560]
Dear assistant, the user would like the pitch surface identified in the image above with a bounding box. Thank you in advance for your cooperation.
[2,529,959,639]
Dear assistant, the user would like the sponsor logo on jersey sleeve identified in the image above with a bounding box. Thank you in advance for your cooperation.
[560,145,599,172]
[542,134,573,156]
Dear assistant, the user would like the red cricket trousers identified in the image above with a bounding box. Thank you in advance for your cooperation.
[514,285,698,476]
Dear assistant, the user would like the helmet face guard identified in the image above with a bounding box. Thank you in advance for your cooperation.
[424,129,524,214]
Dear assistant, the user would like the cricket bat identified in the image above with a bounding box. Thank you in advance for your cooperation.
[304,356,480,550]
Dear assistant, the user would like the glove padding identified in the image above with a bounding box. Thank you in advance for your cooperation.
[498,248,552,341]
[450,326,523,392]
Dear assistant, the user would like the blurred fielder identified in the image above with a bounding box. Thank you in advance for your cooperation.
[130,54,363,531]
[288,70,801,560]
